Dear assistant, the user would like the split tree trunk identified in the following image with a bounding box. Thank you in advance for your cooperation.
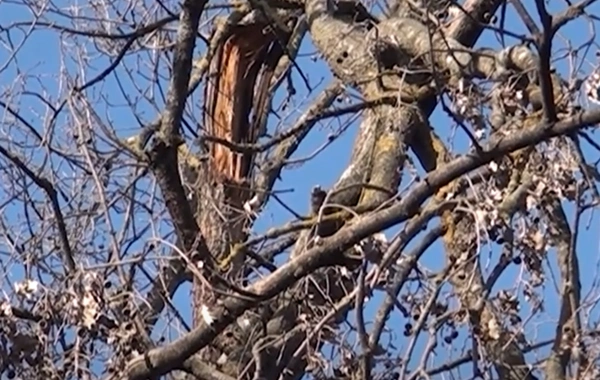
[191,19,290,374]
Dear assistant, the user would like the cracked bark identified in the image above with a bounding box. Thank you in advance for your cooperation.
[192,18,294,373]
[193,6,302,273]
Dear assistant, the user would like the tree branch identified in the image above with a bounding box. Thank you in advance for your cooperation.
[123,107,600,380]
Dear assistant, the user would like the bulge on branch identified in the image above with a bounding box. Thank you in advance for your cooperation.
[305,0,473,92]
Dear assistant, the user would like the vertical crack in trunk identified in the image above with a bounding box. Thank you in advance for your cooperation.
[192,21,290,375]
[204,23,272,191]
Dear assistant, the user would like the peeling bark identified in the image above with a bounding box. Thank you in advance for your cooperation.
[204,24,274,186]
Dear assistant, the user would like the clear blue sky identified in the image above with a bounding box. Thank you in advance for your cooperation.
[1,0,600,378]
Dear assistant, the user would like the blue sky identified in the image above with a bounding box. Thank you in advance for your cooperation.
[1,0,600,378]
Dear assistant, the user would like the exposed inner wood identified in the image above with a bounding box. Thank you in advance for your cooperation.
[192,23,289,371]
[204,24,274,192]
[199,22,287,269]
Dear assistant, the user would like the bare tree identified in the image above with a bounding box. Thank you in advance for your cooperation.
[1,0,600,379]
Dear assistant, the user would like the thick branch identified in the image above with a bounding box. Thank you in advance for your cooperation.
[542,197,582,380]
[123,107,600,380]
